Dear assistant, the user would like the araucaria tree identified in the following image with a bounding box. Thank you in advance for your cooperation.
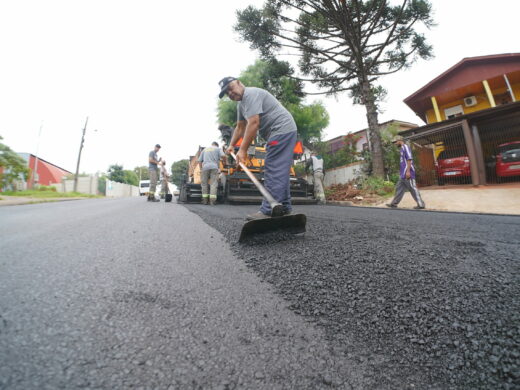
[235,0,434,177]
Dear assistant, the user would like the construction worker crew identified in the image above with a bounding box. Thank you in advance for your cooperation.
[306,151,326,204]
[148,144,161,202]
[198,142,225,205]
[219,77,297,220]
[386,135,426,209]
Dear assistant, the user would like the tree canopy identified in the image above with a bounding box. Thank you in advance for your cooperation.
[107,164,138,186]
[0,136,29,190]
[217,59,329,146]
[134,166,150,181]
[170,159,189,187]
[235,0,434,176]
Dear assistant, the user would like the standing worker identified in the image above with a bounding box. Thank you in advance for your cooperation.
[386,136,426,209]
[159,160,170,199]
[148,144,161,202]
[306,151,326,204]
[219,77,298,220]
[198,142,225,205]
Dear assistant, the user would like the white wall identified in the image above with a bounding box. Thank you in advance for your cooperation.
[322,162,364,187]
[51,175,99,195]
[105,180,139,198]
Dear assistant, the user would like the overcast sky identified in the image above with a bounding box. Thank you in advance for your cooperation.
[0,0,517,174]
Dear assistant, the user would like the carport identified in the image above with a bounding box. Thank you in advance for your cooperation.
[399,101,520,186]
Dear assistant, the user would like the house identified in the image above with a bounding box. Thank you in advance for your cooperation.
[324,119,418,155]
[401,53,520,186]
[18,153,72,188]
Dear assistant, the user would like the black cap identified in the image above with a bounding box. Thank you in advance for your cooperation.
[218,77,237,98]
[155,144,161,148]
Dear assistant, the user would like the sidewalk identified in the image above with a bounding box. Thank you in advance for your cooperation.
[0,196,85,206]
[373,183,520,215]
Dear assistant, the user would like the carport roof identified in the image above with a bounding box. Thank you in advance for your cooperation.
[399,100,520,141]
[404,53,520,117]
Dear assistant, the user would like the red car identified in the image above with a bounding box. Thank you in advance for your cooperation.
[435,148,471,185]
[496,141,520,181]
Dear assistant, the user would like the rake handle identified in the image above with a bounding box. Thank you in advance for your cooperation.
[230,151,283,215]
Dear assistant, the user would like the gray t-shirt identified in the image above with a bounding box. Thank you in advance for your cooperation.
[237,87,297,141]
[149,150,158,169]
[198,146,224,171]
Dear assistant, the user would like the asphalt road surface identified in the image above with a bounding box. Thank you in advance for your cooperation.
[185,201,520,390]
[1,198,363,390]
[1,197,519,389]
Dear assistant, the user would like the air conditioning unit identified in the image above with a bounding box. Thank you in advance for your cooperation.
[464,96,477,107]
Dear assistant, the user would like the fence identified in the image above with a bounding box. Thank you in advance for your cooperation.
[105,180,139,198]
[403,103,520,186]
[408,124,470,186]
[52,175,99,195]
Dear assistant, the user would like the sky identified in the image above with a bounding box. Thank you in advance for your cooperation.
[0,0,518,175]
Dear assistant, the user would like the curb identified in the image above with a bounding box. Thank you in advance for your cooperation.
[0,197,85,207]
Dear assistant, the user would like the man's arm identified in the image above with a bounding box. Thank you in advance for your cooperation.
[305,159,312,172]
[149,154,161,165]
[405,160,412,179]
[404,145,412,179]
[236,115,260,165]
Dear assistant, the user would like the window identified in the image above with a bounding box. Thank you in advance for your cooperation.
[444,105,464,119]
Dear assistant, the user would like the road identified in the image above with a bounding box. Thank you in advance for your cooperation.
[0,198,362,390]
[1,198,519,389]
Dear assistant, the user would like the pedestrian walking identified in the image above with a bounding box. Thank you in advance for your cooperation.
[219,77,298,220]
[306,152,326,204]
[198,142,225,205]
[148,144,161,202]
[387,136,425,209]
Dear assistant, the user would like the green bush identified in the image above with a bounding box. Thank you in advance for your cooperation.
[293,163,307,178]
[359,176,395,196]
[37,185,57,192]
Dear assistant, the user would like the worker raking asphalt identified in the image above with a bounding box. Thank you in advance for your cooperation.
[185,203,520,390]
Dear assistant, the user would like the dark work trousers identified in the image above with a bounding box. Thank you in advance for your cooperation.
[390,177,425,208]
[260,131,297,215]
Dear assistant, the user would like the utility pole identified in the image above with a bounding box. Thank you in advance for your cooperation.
[32,122,43,189]
[74,117,89,193]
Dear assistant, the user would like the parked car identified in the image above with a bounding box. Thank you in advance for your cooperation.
[496,141,520,182]
[435,148,471,185]
[139,180,150,196]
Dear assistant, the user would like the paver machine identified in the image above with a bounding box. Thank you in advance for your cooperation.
[177,125,316,205]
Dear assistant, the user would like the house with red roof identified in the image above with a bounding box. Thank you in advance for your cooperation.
[399,53,520,186]
[17,153,72,188]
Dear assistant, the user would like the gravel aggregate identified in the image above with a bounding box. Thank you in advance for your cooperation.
[186,203,520,389]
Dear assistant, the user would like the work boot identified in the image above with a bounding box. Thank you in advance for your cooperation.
[201,198,209,205]
[386,203,397,208]
[246,211,270,221]
[413,205,426,209]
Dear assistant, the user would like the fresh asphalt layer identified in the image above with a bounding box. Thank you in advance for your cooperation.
[185,201,520,390]
[0,197,365,390]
